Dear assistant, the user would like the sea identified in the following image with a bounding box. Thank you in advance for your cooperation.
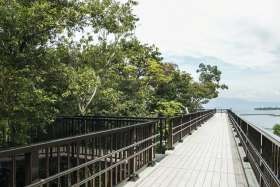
[204,98,280,134]
[232,108,280,133]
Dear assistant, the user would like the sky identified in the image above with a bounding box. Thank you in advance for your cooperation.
[133,0,280,109]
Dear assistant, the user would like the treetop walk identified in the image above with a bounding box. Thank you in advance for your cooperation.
[1,109,280,187]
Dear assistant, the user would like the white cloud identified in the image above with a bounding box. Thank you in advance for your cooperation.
[134,0,280,68]
[134,0,280,102]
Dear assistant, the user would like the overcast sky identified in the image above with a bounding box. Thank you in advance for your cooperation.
[133,0,280,105]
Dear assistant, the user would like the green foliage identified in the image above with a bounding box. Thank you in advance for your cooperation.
[0,0,228,145]
[64,66,100,115]
[273,124,280,136]
[0,0,139,144]
[194,63,228,106]
[197,63,228,91]
[155,100,184,117]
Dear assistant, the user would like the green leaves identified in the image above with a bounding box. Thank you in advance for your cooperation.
[155,100,184,117]
[0,0,228,146]
[0,0,140,144]
[273,124,280,136]
[194,63,228,105]
[67,66,100,115]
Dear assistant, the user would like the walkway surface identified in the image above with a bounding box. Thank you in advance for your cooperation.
[122,113,251,187]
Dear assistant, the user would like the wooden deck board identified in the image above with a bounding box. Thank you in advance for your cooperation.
[122,113,251,187]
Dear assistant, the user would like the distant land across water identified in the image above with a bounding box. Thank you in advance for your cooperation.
[255,107,280,110]
[205,97,280,133]
[240,113,280,117]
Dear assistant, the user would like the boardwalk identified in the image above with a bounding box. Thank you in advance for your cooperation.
[123,113,253,187]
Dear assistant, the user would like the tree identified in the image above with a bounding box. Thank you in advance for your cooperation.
[197,63,228,90]
[155,100,184,117]
[0,0,139,144]
[64,66,100,115]
[273,124,280,136]
[193,63,228,107]
[0,0,228,146]
[88,39,165,116]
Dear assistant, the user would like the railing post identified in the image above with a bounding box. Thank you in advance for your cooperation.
[259,134,263,184]
[179,115,183,143]
[167,118,174,150]
[148,122,156,167]
[237,118,242,148]
[243,121,249,162]
[189,115,192,135]
[10,155,16,187]
[235,119,239,138]
[194,113,198,130]
[159,118,165,154]
[24,151,39,185]
[128,126,139,181]
[198,112,202,127]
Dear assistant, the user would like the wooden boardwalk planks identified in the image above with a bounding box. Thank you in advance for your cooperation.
[122,113,252,187]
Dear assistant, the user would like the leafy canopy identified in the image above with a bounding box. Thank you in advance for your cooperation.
[273,124,280,136]
[0,0,228,145]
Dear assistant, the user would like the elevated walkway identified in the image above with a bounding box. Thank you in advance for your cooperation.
[123,113,257,187]
[6,110,280,187]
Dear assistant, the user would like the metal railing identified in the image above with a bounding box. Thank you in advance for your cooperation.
[4,109,280,187]
[95,110,216,152]
[228,110,280,187]
[0,120,158,187]
[167,110,216,149]
[0,118,148,148]
[0,110,215,187]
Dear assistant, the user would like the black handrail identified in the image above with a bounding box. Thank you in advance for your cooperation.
[168,110,216,148]
[228,110,280,187]
[0,110,215,187]
[0,118,148,149]
[0,120,158,187]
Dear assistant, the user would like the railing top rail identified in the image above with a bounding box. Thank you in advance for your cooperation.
[25,134,158,187]
[56,116,151,120]
[228,109,280,187]
[168,109,215,119]
[228,110,280,147]
[0,120,157,157]
[57,109,215,120]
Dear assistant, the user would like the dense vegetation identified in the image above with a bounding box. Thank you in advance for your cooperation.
[273,124,280,136]
[0,0,227,144]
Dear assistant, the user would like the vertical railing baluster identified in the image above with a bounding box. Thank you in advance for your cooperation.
[179,115,183,142]
[167,118,174,150]
[45,147,50,187]
[128,126,138,181]
[148,122,155,167]
[159,118,164,154]
[188,115,192,135]
[11,155,16,187]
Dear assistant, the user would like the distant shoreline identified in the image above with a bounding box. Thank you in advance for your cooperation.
[240,113,280,117]
[255,107,280,111]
